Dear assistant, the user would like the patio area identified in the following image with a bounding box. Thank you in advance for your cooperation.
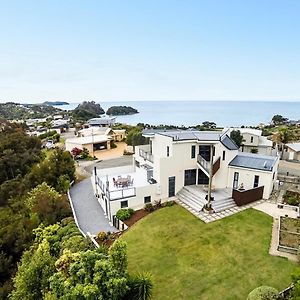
[97,166,151,200]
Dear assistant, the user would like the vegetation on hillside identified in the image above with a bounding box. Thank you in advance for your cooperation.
[0,120,75,298]
[0,102,63,120]
[71,101,105,121]
[10,220,152,300]
[106,106,138,115]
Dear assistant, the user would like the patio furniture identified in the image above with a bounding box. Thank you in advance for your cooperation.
[116,177,130,188]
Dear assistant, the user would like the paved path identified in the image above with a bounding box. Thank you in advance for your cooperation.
[69,178,117,235]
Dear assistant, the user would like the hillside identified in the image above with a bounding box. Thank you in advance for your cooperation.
[0,102,63,120]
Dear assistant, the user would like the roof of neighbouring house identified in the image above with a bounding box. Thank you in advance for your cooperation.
[65,134,111,145]
[286,142,300,152]
[229,152,278,171]
[78,127,112,136]
[87,117,116,125]
[258,136,273,147]
[143,129,239,150]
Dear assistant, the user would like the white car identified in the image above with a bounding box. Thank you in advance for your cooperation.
[45,140,54,149]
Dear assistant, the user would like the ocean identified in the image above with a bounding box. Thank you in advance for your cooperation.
[55,101,300,127]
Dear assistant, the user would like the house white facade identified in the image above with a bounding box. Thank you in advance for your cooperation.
[226,128,274,156]
[94,130,279,221]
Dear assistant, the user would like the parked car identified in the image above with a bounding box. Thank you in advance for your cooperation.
[45,139,55,149]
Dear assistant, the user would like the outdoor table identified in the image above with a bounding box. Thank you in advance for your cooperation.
[116,178,129,187]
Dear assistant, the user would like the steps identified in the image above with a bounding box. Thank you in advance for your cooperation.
[177,185,237,214]
[211,197,236,213]
[176,187,207,212]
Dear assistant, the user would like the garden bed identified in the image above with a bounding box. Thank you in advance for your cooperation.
[278,216,300,254]
[283,190,300,206]
[123,209,151,227]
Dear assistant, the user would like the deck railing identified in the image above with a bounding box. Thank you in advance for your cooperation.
[139,149,154,163]
[95,175,136,201]
[197,155,221,176]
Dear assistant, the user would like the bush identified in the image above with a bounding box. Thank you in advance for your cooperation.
[116,209,134,221]
[153,200,162,210]
[111,141,117,149]
[124,273,153,300]
[164,200,175,207]
[144,203,154,212]
[97,231,108,242]
[247,286,279,300]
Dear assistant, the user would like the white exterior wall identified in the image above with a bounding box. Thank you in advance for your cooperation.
[243,133,259,146]
[108,184,162,216]
[212,143,238,188]
[227,164,278,199]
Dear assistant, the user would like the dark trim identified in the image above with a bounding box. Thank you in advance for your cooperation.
[228,165,273,172]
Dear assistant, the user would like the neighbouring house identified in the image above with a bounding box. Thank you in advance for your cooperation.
[226,128,274,155]
[78,127,126,142]
[94,130,279,222]
[87,116,116,127]
[65,135,112,154]
[51,119,69,133]
[283,142,300,161]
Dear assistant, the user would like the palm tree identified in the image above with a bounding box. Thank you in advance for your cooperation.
[124,273,153,300]
[272,127,295,158]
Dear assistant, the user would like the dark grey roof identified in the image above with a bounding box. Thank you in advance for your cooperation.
[143,129,238,150]
[229,152,278,172]
[221,135,239,150]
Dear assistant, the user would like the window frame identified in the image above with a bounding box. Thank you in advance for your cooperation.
[144,196,151,204]
[121,200,128,208]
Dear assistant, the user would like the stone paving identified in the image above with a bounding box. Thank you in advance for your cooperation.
[177,198,273,223]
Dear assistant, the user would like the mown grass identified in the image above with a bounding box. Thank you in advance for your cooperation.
[122,205,298,300]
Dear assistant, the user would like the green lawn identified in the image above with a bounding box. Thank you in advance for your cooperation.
[122,205,298,300]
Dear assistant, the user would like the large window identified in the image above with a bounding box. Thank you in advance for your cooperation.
[121,200,128,208]
[184,169,197,186]
[233,172,239,189]
[191,145,196,158]
[144,196,151,204]
[254,175,259,188]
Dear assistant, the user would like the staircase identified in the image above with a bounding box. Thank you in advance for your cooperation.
[176,186,207,212]
[211,197,236,213]
[177,185,237,214]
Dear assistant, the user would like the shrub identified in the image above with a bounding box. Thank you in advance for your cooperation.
[124,273,153,300]
[116,209,134,221]
[153,200,162,210]
[111,141,117,149]
[144,203,154,212]
[247,286,279,300]
[97,231,108,242]
[164,200,175,207]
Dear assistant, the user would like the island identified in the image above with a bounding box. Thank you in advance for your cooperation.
[43,101,69,106]
[106,105,139,115]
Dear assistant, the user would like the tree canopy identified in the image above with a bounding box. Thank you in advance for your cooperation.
[230,130,244,148]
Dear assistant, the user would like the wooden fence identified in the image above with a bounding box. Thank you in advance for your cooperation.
[232,186,264,206]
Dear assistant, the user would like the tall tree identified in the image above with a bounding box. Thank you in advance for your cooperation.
[230,130,244,148]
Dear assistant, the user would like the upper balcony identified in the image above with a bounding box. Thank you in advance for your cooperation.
[137,144,154,163]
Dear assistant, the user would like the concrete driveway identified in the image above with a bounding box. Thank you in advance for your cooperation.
[279,160,300,176]
[69,178,117,235]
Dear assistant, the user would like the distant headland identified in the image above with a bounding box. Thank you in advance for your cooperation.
[43,101,70,106]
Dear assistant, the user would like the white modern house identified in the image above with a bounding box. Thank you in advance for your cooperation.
[226,128,274,155]
[94,130,279,222]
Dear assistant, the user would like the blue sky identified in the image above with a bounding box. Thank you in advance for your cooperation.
[1,0,300,103]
